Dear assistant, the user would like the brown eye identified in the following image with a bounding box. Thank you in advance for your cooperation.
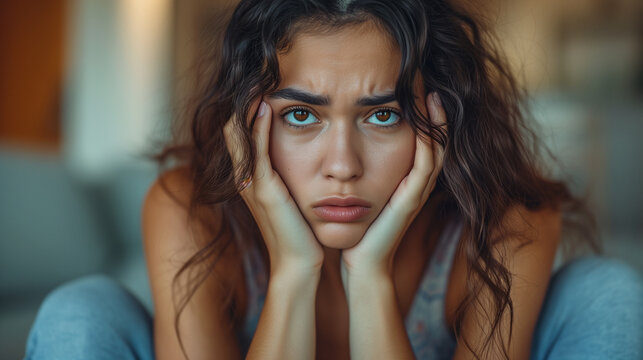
[366,109,401,128]
[375,111,391,122]
[294,110,309,121]
[283,108,318,128]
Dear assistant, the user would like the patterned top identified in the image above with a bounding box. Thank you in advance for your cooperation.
[235,216,463,359]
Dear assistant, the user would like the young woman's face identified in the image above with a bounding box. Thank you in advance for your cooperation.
[266,21,425,249]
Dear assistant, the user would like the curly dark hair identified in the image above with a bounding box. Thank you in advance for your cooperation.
[155,0,598,358]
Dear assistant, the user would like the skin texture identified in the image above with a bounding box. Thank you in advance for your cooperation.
[266,21,427,267]
[221,18,445,359]
[220,18,443,357]
[247,21,447,359]
[144,17,559,360]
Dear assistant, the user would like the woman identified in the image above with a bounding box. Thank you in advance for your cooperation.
[25,0,642,359]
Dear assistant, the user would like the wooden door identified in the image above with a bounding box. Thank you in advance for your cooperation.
[0,1,67,149]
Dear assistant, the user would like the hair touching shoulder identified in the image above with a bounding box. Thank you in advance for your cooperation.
[156,0,598,358]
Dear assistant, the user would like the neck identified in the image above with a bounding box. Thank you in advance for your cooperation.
[320,245,342,280]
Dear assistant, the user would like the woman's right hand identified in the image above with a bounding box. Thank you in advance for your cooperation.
[223,100,324,277]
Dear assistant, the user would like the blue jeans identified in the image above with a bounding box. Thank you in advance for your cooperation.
[24,257,643,359]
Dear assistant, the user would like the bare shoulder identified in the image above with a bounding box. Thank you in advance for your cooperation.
[142,166,242,286]
[497,203,562,249]
[144,167,220,235]
[445,204,562,328]
[142,167,244,359]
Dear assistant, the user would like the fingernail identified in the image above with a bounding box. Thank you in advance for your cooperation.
[432,92,441,107]
[258,101,267,117]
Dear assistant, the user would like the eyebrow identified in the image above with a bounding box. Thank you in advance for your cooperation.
[268,88,329,105]
[357,92,397,106]
[268,87,397,106]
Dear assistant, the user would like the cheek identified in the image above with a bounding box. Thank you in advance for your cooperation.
[268,127,311,193]
[370,138,415,193]
[269,121,416,206]
[268,126,288,177]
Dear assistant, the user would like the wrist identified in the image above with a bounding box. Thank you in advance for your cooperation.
[345,269,393,287]
[341,257,392,281]
[270,262,322,289]
[342,264,394,298]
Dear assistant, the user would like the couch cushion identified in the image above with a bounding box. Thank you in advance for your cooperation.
[0,147,111,295]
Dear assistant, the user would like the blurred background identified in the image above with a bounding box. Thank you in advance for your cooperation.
[1,0,641,358]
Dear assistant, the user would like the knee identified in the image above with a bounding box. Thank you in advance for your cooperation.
[552,257,643,303]
[533,257,643,359]
[28,274,152,345]
[36,275,145,324]
[26,275,153,360]
[548,256,643,329]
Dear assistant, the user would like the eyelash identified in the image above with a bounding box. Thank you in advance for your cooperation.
[279,106,403,129]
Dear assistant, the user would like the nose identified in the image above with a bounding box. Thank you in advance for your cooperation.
[320,122,363,182]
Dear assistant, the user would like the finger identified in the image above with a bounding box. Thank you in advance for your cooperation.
[223,98,262,185]
[427,92,447,130]
[224,96,262,141]
[414,134,435,195]
[409,92,445,184]
[407,91,446,186]
[247,98,262,127]
[429,93,446,172]
[252,101,274,181]
[419,93,447,199]
[223,112,244,169]
[427,92,447,153]
[415,132,434,181]
[420,136,444,200]
[397,133,433,208]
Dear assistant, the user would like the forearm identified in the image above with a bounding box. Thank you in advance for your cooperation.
[346,271,415,360]
[246,268,320,360]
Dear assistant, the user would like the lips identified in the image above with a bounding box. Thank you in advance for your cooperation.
[312,196,371,222]
[311,196,371,208]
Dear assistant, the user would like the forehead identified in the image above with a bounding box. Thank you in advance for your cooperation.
[276,20,401,97]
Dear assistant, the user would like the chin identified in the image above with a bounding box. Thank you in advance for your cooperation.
[313,223,368,249]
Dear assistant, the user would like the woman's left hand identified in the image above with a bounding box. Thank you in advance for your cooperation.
[341,92,447,282]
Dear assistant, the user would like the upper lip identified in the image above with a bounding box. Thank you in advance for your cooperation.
[312,196,371,208]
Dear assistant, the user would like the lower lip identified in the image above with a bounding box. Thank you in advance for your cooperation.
[312,206,370,222]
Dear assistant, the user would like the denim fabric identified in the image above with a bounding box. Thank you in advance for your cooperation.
[24,275,154,360]
[24,257,642,359]
[531,257,643,360]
